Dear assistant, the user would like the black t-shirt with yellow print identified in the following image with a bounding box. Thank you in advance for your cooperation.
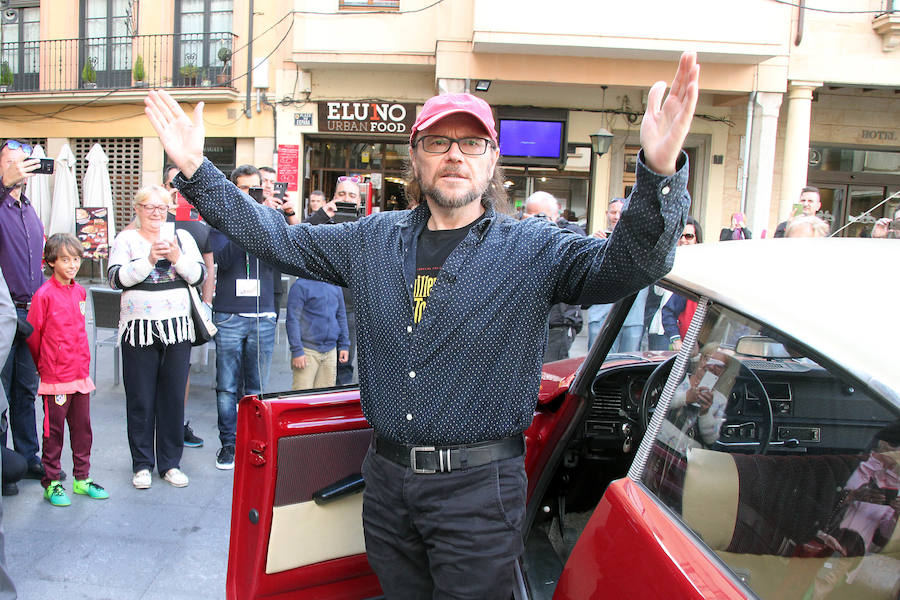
[414,218,482,324]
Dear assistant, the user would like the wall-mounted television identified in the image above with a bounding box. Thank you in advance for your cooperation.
[497,107,568,168]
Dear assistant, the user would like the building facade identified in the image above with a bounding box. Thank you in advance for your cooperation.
[2,0,897,237]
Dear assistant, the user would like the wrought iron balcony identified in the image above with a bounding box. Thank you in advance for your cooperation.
[0,32,236,93]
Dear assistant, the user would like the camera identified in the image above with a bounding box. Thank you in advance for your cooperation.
[248,187,264,203]
[332,201,362,224]
[37,158,54,175]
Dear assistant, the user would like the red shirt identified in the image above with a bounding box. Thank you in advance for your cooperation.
[26,277,94,389]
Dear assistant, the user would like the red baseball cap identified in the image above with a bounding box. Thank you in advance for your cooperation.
[409,93,497,145]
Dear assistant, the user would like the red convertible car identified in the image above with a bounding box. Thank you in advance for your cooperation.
[227,239,900,599]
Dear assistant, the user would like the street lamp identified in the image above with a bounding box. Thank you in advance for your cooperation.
[590,128,614,157]
[587,129,614,234]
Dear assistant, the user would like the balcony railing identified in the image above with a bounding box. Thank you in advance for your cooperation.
[0,33,236,93]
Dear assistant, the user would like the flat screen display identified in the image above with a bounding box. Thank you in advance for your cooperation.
[498,119,564,159]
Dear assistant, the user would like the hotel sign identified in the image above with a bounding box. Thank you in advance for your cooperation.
[318,101,416,135]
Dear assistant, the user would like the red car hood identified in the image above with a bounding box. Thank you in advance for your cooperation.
[537,357,585,404]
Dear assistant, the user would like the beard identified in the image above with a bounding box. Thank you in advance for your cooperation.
[417,170,490,210]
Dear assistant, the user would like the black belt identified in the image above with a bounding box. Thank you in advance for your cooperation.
[14,301,29,310]
[375,435,524,474]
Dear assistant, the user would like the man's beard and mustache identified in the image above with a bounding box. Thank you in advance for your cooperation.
[418,167,490,209]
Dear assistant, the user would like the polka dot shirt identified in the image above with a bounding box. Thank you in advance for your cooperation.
[175,152,689,445]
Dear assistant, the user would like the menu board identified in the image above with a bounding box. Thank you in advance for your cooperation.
[75,207,110,259]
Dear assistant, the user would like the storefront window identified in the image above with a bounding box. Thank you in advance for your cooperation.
[809,146,900,175]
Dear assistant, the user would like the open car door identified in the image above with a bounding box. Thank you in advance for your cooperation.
[226,388,381,600]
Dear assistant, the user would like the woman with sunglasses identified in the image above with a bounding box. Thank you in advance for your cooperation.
[108,186,206,490]
[648,217,702,351]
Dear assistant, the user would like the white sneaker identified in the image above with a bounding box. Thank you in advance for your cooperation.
[132,469,152,489]
[163,468,189,488]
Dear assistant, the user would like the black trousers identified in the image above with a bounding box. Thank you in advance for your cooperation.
[121,339,190,475]
[361,446,526,600]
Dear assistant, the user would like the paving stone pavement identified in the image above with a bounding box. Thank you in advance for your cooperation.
[0,279,592,599]
[1,280,298,600]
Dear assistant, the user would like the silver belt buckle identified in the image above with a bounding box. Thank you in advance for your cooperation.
[410,446,436,474]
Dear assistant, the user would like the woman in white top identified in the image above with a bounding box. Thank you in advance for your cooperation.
[108,185,205,490]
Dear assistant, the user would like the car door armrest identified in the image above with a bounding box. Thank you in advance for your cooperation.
[312,473,365,505]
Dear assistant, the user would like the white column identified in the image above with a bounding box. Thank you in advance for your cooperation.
[744,92,783,236]
[778,81,821,223]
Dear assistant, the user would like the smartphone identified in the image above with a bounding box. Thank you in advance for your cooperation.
[37,158,54,175]
[160,222,176,241]
[274,181,288,199]
[791,203,803,218]
[249,187,264,203]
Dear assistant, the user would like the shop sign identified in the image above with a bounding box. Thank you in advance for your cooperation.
[318,101,416,135]
[859,128,897,143]
[277,144,300,192]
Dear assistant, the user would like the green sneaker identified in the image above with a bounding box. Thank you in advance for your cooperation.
[73,478,109,500]
[43,481,71,507]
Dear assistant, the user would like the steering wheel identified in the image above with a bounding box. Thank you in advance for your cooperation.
[640,354,774,454]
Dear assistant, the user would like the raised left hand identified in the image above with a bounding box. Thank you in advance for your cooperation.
[640,52,700,175]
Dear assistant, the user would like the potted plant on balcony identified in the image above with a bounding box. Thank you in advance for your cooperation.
[216,47,232,85]
[0,62,12,93]
[132,55,146,87]
[82,60,97,89]
[179,62,199,86]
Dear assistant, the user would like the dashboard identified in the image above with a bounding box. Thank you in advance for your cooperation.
[585,357,896,458]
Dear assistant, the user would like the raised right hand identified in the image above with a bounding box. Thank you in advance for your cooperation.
[144,89,205,179]
[0,158,39,188]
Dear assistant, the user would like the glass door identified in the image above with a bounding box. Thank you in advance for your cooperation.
[81,0,131,88]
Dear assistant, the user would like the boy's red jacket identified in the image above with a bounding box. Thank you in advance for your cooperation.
[26,277,92,384]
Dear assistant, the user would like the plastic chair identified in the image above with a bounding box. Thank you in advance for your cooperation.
[89,287,121,386]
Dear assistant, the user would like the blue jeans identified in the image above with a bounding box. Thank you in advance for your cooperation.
[0,308,40,465]
[214,313,276,447]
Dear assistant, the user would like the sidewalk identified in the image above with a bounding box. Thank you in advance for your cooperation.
[1,281,298,599]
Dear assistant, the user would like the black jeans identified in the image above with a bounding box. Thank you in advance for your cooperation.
[361,446,526,600]
[122,339,190,474]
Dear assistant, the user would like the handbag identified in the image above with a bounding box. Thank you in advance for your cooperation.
[187,283,217,346]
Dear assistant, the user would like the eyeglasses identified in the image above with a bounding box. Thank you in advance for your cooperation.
[415,136,494,156]
[137,204,168,214]
[681,232,696,240]
[1,140,33,157]
[337,175,360,183]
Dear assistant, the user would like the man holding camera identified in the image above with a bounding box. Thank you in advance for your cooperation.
[146,50,698,598]
[209,165,278,470]
[0,139,53,481]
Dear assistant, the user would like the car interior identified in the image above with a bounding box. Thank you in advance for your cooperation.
[520,291,900,600]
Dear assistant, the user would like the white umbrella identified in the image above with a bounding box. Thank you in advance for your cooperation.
[48,144,78,236]
[24,145,52,227]
[82,142,116,239]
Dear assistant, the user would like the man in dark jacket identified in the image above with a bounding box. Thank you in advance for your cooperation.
[210,165,279,471]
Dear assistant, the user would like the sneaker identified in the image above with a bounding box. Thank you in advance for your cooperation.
[163,468,189,488]
[132,469,152,490]
[183,421,204,448]
[2,482,18,497]
[216,445,235,470]
[43,481,71,507]
[73,478,109,500]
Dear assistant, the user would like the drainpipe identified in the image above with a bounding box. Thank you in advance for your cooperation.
[740,92,756,213]
[245,0,254,118]
[795,0,805,46]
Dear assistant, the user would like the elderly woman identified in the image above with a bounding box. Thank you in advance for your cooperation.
[108,185,205,489]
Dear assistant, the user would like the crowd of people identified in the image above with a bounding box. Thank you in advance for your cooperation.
[532,182,899,365]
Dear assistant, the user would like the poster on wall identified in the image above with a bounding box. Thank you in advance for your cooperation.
[277,144,300,192]
[75,207,110,259]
